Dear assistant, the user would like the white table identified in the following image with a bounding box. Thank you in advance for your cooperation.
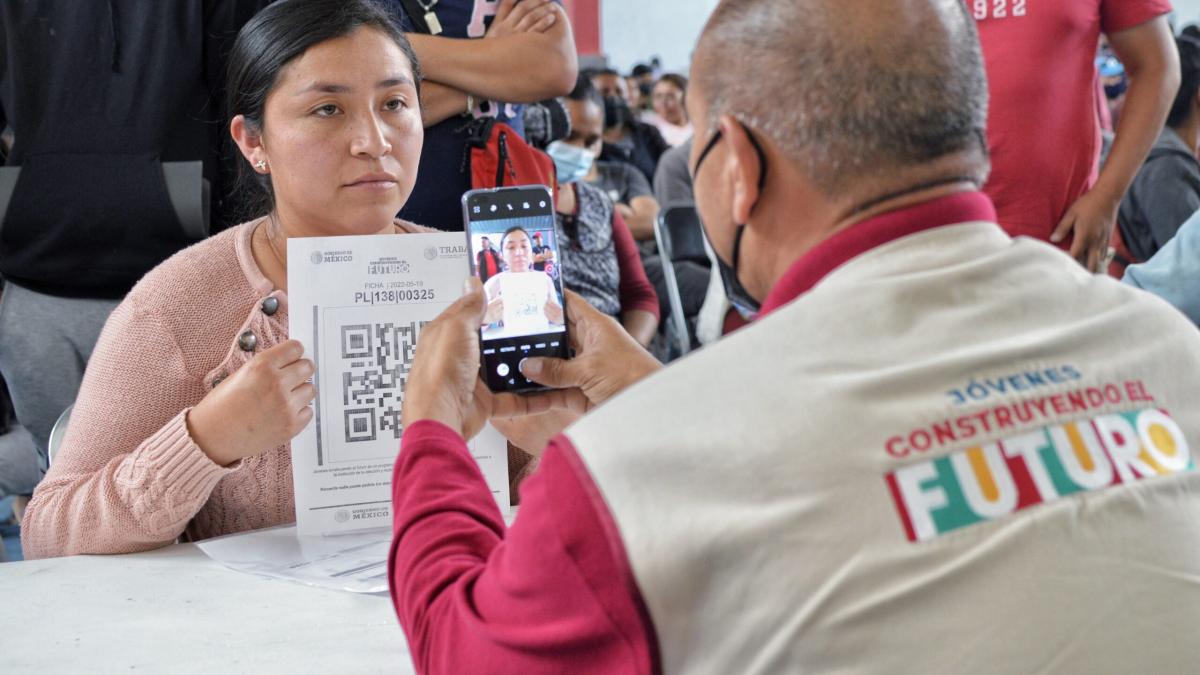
[0,544,414,674]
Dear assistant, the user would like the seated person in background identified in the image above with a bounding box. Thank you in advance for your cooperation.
[482,227,565,338]
[22,0,430,558]
[475,235,503,283]
[1117,33,1200,265]
[653,137,694,208]
[625,73,647,116]
[629,62,658,121]
[1124,206,1200,325]
[388,0,1200,671]
[648,136,720,351]
[592,68,670,184]
[573,76,662,250]
[651,73,694,146]
[540,81,659,348]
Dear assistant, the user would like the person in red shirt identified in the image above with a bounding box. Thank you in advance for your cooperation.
[975,0,1179,271]
[475,235,503,283]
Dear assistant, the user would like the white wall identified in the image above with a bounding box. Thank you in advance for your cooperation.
[1175,1,1200,27]
[600,0,719,75]
[598,1,1200,76]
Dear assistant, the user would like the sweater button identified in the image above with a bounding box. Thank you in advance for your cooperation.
[238,330,257,352]
[261,297,279,316]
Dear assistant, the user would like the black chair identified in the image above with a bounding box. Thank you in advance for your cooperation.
[654,205,711,356]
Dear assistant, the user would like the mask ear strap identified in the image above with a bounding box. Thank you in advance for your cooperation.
[738,120,768,193]
[691,128,724,177]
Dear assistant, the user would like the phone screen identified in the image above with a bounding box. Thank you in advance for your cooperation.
[463,185,569,392]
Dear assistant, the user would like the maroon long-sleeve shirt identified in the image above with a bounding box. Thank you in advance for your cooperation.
[389,423,659,674]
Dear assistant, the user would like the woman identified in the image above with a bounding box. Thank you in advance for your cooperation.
[542,76,659,347]
[22,0,427,558]
[651,73,693,147]
[482,227,565,338]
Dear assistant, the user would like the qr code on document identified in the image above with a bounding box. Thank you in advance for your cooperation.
[338,321,428,443]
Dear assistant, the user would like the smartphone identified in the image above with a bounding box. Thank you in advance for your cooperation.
[463,185,570,393]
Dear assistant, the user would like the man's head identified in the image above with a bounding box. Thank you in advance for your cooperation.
[687,0,990,303]
[533,232,544,244]
[1168,34,1200,129]
[480,236,491,250]
[592,68,628,101]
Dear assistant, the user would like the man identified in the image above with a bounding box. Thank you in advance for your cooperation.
[592,68,630,104]
[975,1,1179,271]
[391,0,577,230]
[391,1,1200,672]
[1118,33,1200,264]
[0,1,262,480]
[476,236,503,283]
[529,231,554,272]
[591,68,670,185]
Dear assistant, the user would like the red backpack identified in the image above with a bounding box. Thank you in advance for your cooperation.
[465,116,557,192]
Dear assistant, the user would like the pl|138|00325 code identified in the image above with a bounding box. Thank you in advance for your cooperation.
[353,289,437,306]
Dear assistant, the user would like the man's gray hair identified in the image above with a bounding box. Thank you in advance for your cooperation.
[695,0,989,195]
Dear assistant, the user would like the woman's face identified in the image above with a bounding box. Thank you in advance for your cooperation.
[501,230,533,272]
[653,80,687,126]
[238,27,423,236]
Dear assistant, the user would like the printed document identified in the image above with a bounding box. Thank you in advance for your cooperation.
[288,232,509,535]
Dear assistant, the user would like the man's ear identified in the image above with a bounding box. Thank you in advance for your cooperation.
[718,115,764,226]
[230,115,267,172]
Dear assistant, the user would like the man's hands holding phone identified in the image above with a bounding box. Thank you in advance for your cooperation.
[404,281,662,445]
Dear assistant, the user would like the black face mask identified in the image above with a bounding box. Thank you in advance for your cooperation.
[1104,76,1128,100]
[603,95,631,130]
[691,120,769,317]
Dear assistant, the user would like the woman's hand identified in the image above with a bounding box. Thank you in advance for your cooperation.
[484,294,504,325]
[544,298,564,325]
[187,340,315,466]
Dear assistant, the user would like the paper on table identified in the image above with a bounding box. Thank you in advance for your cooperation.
[198,504,522,594]
[288,232,509,535]
[196,524,392,594]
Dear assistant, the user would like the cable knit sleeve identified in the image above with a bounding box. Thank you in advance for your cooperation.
[21,299,235,559]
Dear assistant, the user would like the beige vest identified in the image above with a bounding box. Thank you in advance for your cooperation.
[568,223,1200,674]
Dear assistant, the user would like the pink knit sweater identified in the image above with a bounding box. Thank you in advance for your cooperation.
[22,221,299,559]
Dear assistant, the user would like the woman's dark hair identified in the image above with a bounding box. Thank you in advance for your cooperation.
[500,226,531,250]
[655,73,689,95]
[225,0,421,220]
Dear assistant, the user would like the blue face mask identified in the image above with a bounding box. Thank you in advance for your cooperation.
[546,141,595,184]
